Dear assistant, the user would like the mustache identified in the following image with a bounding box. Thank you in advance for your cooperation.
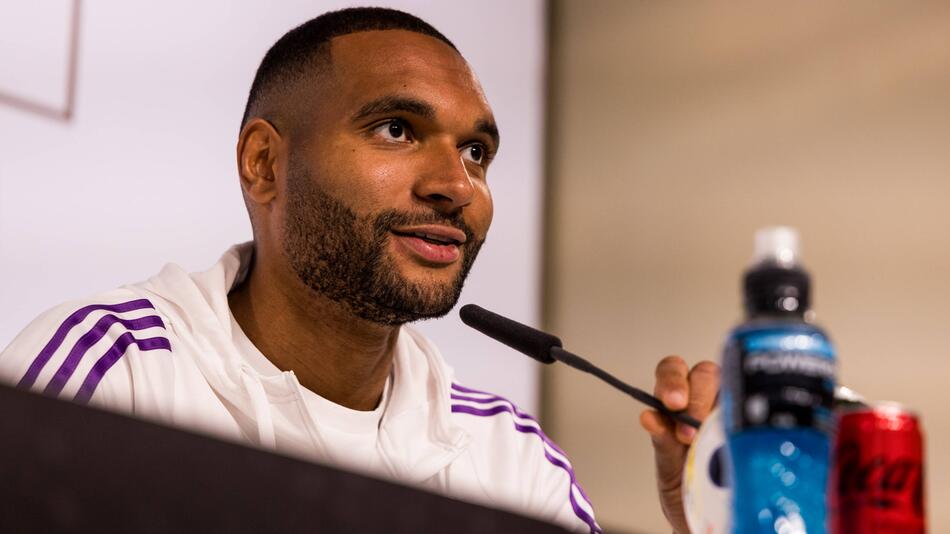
[373,209,478,245]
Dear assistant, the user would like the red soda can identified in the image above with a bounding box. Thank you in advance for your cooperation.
[831,402,926,533]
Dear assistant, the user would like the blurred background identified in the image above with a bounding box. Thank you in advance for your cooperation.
[544,1,950,532]
[4,1,950,533]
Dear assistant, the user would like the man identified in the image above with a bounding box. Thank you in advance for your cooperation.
[0,7,716,534]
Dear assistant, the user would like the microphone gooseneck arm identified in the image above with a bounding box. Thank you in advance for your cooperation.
[459,304,701,429]
[550,347,701,429]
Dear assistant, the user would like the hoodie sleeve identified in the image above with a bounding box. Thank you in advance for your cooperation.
[449,383,603,533]
[0,290,172,414]
[525,432,602,534]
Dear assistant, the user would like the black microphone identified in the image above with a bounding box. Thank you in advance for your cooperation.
[459,304,560,364]
[459,304,701,429]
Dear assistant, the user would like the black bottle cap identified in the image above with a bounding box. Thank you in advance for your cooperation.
[743,262,810,317]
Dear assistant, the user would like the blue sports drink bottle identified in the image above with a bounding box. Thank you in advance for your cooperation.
[720,227,837,533]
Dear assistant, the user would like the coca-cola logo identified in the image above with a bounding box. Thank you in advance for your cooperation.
[836,441,924,518]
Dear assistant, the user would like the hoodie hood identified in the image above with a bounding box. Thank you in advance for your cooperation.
[133,242,470,483]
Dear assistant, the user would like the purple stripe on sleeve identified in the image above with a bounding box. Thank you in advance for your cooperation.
[72,332,171,405]
[450,383,542,421]
[454,383,595,503]
[451,383,538,420]
[451,383,566,456]
[451,392,542,422]
[541,448,602,534]
[43,314,165,397]
[451,401,601,534]
[17,299,156,390]
[450,404,582,497]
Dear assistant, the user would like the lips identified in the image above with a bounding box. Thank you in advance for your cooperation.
[391,225,467,265]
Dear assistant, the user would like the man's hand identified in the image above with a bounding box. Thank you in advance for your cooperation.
[639,355,720,534]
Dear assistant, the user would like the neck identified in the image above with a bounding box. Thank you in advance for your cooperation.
[228,250,398,411]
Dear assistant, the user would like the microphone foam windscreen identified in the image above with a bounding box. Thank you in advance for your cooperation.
[459,304,560,364]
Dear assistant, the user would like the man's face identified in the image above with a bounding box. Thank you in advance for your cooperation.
[279,30,497,325]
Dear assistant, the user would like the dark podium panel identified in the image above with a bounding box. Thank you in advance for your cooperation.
[0,385,568,533]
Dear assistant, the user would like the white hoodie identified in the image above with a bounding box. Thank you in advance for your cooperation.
[1,244,601,533]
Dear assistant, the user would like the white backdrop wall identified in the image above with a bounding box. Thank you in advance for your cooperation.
[0,0,545,413]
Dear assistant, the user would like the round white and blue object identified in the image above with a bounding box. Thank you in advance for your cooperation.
[682,407,731,534]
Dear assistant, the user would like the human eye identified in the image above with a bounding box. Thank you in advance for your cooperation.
[460,143,489,165]
[371,119,413,143]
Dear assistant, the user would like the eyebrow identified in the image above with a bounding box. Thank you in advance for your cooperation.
[350,96,435,122]
[475,119,500,150]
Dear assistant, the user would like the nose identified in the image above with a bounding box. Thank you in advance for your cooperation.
[412,145,475,213]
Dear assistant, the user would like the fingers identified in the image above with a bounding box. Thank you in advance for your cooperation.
[641,357,722,534]
[654,355,689,411]
[653,356,721,445]
[686,360,720,424]
[653,355,694,443]
[639,408,676,446]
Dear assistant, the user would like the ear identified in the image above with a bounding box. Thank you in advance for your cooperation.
[236,118,284,207]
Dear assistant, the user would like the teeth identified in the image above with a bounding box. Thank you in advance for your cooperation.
[411,232,455,244]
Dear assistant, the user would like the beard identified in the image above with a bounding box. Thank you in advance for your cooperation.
[281,162,485,326]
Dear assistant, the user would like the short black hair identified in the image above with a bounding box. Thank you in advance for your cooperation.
[240,7,457,130]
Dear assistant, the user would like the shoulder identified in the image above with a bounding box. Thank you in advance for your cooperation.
[449,382,551,453]
[0,287,173,410]
[449,382,601,534]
